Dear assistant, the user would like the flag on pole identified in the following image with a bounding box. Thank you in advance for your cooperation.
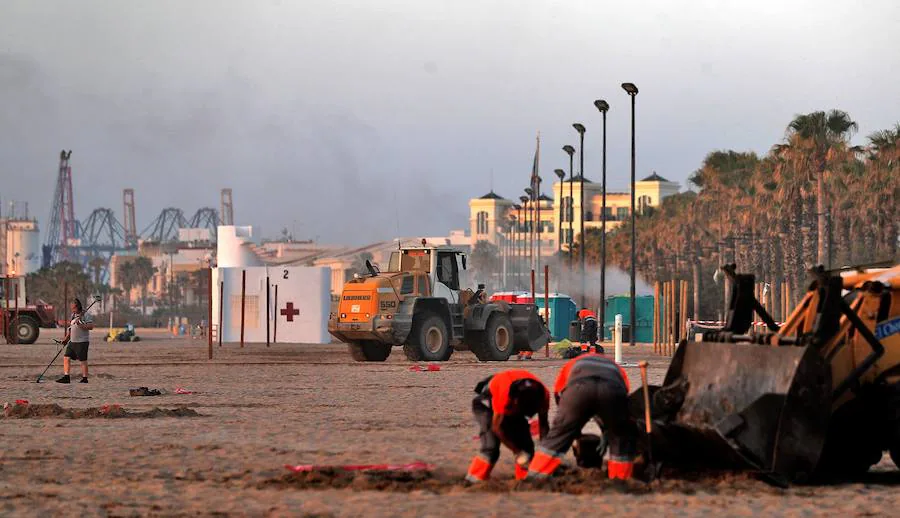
[530,134,540,199]
[531,133,541,272]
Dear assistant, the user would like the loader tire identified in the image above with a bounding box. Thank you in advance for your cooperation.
[470,313,513,362]
[403,313,452,362]
[347,341,392,362]
[8,316,39,345]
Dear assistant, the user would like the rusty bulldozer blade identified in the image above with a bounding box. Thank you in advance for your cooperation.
[634,341,832,483]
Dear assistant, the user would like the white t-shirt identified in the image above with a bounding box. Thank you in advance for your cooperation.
[70,313,93,343]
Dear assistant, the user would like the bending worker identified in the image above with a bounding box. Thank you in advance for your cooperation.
[527,353,637,480]
[466,369,550,482]
[578,308,603,354]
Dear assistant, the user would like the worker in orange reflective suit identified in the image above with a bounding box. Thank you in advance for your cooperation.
[578,308,603,354]
[466,370,550,482]
[526,353,638,480]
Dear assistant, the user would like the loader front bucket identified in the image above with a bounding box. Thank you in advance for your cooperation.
[509,303,550,353]
[636,341,832,483]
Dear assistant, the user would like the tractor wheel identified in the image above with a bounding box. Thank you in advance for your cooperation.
[347,341,392,362]
[471,313,513,362]
[9,316,39,344]
[403,313,452,362]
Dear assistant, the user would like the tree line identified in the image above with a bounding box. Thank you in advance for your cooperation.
[587,110,899,320]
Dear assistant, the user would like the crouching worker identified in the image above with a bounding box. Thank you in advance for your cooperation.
[466,370,550,483]
[578,309,603,354]
[527,353,637,480]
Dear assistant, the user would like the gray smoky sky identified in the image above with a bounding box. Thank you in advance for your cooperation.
[2,1,898,246]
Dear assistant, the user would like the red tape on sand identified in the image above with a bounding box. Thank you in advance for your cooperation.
[285,461,434,473]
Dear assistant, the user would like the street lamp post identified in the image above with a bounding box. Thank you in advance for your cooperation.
[562,145,575,268]
[514,204,523,287]
[621,82,638,347]
[524,188,534,273]
[554,169,565,259]
[519,196,530,282]
[593,99,609,335]
[573,123,586,309]
[533,178,542,274]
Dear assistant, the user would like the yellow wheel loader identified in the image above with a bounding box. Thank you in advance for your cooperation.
[633,263,900,485]
[328,244,549,362]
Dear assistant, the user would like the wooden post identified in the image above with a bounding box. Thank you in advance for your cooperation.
[659,281,665,355]
[662,280,668,355]
[669,280,676,355]
[681,280,688,343]
[266,276,271,347]
[218,280,224,348]
[667,280,674,355]
[785,282,791,318]
[544,264,550,358]
[653,282,659,354]
[273,284,279,344]
[240,269,246,348]
[14,280,20,345]
[2,278,8,343]
[207,267,213,359]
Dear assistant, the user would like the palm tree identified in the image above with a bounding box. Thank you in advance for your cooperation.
[131,257,157,315]
[776,110,859,267]
[118,261,136,306]
[87,256,107,286]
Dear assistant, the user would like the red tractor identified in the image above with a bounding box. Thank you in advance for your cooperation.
[1,276,58,344]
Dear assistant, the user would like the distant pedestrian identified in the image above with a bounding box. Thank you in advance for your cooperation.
[56,298,94,384]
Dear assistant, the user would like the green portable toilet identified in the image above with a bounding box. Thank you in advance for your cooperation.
[603,295,657,343]
[533,294,578,341]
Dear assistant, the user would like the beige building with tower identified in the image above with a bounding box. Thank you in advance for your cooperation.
[468,172,679,256]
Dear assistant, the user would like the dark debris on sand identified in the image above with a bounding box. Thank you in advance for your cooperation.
[258,465,780,495]
[3,403,201,419]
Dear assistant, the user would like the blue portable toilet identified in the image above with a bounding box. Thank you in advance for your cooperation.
[603,295,656,343]
[533,293,578,341]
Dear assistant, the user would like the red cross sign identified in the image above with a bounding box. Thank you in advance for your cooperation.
[280,302,300,322]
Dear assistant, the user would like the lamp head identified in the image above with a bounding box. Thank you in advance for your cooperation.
[573,123,586,134]
[519,196,529,203]
[594,99,609,113]
[621,82,638,95]
[524,187,534,196]
[562,145,575,156]
[554,168,565,179]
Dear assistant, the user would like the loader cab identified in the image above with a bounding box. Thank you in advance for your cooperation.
[389,246,469,304]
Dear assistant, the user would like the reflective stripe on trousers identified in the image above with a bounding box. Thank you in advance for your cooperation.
[526,446,564,479]
[607,460,634,480]
[466,454,494,482]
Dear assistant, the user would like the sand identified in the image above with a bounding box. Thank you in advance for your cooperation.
[1,329,898,517]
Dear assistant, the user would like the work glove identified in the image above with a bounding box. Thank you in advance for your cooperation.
[515,451,532,468]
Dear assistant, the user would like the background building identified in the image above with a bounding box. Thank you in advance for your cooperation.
[470,172,680,256]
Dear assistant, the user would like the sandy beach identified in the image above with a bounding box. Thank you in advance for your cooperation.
[1,329,898,517]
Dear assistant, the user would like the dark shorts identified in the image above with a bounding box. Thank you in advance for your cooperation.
[64,341,89,361]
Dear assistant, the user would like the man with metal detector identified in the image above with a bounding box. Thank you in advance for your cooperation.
[56,298,95,384]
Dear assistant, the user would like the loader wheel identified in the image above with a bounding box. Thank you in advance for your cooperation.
[403,313,452,362]
[347,340,392,362]
[8,316,39,345]
[471,313,513,362]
